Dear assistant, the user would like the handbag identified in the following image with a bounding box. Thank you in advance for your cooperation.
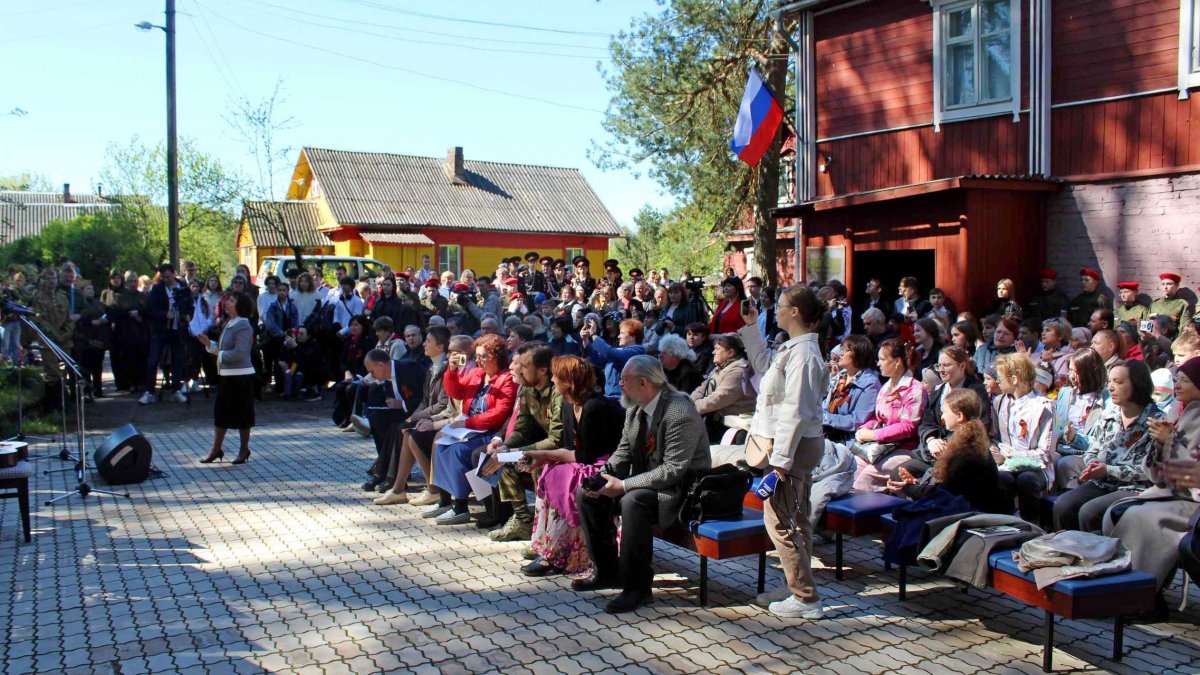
[677,464,753,526]
[848,440,901,464]
[744,433,773,469]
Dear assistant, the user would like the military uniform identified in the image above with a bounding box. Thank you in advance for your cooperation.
[1149,296,1192,329]
[495,383,562,531]
[1114,302,1149,325]
[27,288,72,385]
[1026,290,1070,323]
[1068,290,1109,329]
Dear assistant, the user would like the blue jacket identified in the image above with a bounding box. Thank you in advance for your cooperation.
[263,298,300,338]
[822,368,882,439]
[585,337,646,399]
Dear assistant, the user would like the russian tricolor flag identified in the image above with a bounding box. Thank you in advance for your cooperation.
[730,69,784,167]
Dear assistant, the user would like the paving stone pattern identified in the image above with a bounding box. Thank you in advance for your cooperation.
[1,409,1198,674]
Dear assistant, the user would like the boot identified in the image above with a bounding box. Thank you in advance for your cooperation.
[475,496,512,530]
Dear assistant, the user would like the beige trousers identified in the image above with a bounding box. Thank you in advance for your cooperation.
[763,436,824,603]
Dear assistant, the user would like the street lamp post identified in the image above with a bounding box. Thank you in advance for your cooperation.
[136,0,179,269]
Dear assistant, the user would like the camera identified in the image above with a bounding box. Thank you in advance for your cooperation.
[582,472,607,492]
[684,278,706,296]
[1138,320,1154,333]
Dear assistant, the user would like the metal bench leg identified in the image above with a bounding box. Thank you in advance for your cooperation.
[18,480,31,543]
[898,562,907,601]
[757,552,766,594]
[835,532,844,581]
[1042,610,1054,673]
[699,556,708,607]
[1112,617,1124,662]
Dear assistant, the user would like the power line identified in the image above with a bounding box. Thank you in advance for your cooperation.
[0,19,125,43]
[198,4,605,114]
[236,0,610,52]
[185,0,246,97]
[222,0,610,60]
[0,0,99,17]
[329,0,614,38]
[182,2,244,100]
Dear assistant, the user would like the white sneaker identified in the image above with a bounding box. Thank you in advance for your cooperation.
[138,391,154,405]
[179,382,191,394]
[409,490,439,506]
[421,504,452,519]
[768,595,824,619]
[435,510,472,525]
[753,586,793,608]
[350,414,371,436]
[172,390,187,403]
[340,424,357,432]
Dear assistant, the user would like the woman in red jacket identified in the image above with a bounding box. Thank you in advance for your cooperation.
[709,276,747,335]
[429,333,519,525]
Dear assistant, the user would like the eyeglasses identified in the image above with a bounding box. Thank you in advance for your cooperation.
[475,353,493,362]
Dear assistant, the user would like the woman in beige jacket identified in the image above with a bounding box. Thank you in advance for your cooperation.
[690,334,757,442]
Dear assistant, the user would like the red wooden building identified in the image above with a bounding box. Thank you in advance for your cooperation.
[726,0,1200,314]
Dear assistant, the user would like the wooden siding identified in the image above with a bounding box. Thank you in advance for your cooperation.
[1052,92,1200,177]
[815,116,1029,197]
[1053,0,1180,103]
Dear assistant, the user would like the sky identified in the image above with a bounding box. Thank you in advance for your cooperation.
[0,0,679,227]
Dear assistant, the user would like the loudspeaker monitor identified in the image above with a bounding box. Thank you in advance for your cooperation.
[94,424,152,485]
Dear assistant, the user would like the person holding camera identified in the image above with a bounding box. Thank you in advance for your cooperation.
[139,263,193,405]
[575,355,710,613]
[661,282,705,337]
[739,287,830,619]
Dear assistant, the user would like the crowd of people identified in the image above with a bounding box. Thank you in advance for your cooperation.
[3,251,1199,619]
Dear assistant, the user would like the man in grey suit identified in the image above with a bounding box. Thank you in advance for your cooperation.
[576,355,710,613]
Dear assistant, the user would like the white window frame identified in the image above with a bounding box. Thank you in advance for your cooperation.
[1180,0,1200,97]
[565,247,584,263]
[437,244,460,276]
[931,0,1022,130]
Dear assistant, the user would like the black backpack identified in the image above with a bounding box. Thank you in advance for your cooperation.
[677,464,752,527]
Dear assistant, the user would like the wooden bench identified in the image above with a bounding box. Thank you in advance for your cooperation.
[657,507,771,606]
[823,492,907,580]
[988,550,1157,672]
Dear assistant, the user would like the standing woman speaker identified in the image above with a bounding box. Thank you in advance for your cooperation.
[739,286,830,619]
[197,292,256,464]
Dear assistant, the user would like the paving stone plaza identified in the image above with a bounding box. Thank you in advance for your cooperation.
[2,402,1199,675]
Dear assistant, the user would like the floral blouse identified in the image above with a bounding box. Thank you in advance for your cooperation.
[1080,404,1163,488]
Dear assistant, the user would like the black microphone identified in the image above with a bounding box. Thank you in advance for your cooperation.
[0,299,36,317]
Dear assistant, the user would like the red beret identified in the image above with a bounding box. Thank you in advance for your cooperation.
[453,283,469,293]
[503,277,519,286]
[424,279,439,288]
[398,272,411,280]
[510,292,525,300]
[1160,272,1182,284]
[1038,268,1057,280]
[1117,281,1139,291]
[1080,268,1101,281]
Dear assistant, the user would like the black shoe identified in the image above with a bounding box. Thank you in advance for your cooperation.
[521,558,562,577]
[376,480,394,494]
[362,478,381,491]
[604,589,652,614]
[475,513,505,529]
[570,573,620,592]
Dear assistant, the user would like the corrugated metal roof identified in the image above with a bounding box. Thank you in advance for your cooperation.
[0,202,121,244]
[358,232,435,245]
[0,190,112,205]
[242,200,332,248]
[302,147,622,237]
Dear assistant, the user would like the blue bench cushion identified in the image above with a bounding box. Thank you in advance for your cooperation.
[825,492,907,519]
[881,512,896,527]
[693,508,767,541]
[989,550,1156,597]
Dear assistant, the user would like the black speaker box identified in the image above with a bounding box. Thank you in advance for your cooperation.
[94,424,152,485]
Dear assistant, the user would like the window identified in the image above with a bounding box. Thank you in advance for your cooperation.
[437,245,461,276]
[565,247,584,263]
[932,0,1020,127]
[778,154,796,205]
[1180,0,1200,95]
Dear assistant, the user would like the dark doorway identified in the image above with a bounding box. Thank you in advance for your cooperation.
[852,249,936,313]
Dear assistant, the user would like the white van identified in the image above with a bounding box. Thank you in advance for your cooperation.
[255,255,386,283]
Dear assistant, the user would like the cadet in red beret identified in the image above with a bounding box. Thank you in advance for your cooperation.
[1151,272,1192,326]
[1069,268,1109,328]
[1114,281,1148,324]
[1027,267,1069,322]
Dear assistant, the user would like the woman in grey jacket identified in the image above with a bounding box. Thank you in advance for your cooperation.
[198,292,257,464]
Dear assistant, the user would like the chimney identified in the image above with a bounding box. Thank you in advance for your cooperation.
[444,147,467,185]
[62,183,72,203]
[96,183,103,197]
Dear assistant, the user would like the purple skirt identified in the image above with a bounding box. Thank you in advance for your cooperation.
[536,454,610,529]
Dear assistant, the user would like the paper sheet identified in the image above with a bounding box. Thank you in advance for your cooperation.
[496,452,524,463]
[464,454,494,501]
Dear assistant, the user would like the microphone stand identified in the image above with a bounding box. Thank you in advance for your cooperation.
[18,316,129,505]
[2,352,54,446]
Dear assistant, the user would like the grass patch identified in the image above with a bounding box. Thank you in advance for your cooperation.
[0,365,62,437]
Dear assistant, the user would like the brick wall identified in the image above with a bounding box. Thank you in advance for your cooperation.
[1045,173,1200,299]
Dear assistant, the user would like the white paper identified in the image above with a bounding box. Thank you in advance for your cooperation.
[496,452,524,463]
[464,454,494,501]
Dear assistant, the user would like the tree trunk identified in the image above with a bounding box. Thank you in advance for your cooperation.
[753,36,789,288]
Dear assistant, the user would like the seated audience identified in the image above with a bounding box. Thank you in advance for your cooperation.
[359,349,427,492]
[851,339,928,492]
[1053,348,1110,490]
[686,322,714,374]
[523,356,625,577]
[973,317,1018,374]
[821,335,881,443]
[992,352,1055,522]
[574,356,709,614]
[331,315,377,428]
[547,316,581,356]
[1053,360,1161,532]
[910,317,944,380]
[950,319,982,357]
[861,307,895,347]
[1037,317,1074,387]
[1091,328,1122,368]
[896,346,990,483]
[656,334,702,394]
[689,334,757,442]
[581,317,646,399]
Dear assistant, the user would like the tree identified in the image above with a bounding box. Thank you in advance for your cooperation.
[226,81,309,273]
[592,0,789,285]
[99,136,244,275]
[0,172,53,191]
[0,211,155,281]
[611,206,664,273]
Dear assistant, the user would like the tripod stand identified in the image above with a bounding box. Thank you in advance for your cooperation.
[3,356,54,448]
[18,316,129,505]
